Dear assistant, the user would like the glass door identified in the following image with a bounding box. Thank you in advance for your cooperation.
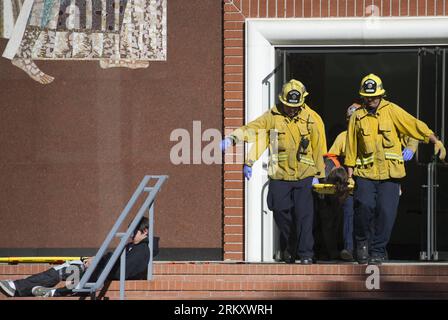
[257,52,285,262]
[417,47,448,261]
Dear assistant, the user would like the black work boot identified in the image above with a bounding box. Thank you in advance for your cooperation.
[299,257,313,265]
[368,254,387,265]
[282,249,295,264]
[340,249,354,262]
[356,241,369,264]
[273,250,283,262]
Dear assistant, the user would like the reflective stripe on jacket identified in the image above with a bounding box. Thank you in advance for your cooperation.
[331,130,419,165]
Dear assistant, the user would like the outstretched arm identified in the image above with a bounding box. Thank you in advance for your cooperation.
[221,111,272,152]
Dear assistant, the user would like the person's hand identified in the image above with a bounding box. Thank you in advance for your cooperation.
[312,177,319,185]
[243,165,252,180]
[83,257,94,268]
[220,137,233,152]
[434,140,446,161]
[347,177,355,188]
[402,148,415,161]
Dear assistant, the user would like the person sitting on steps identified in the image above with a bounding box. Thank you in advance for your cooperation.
[0,217,151,298]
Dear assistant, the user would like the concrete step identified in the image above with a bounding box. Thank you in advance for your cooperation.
[1,262,448,300]
[3,262,448,276]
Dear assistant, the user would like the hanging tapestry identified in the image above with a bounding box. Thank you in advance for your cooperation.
[2,0,167,84]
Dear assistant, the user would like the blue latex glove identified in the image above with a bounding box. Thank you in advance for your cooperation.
[243,165,252,180]
[402,148,415,161]
[220,137,233,152]
[312,177,319,185]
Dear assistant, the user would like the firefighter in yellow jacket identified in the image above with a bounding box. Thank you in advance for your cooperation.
[221,79,326,264]
[329,103,418,262]
[345,74,446,265]
[244,99,327,179]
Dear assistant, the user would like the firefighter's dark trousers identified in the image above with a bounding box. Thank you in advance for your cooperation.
[267,177,314,259]
[353,177,400,257]
[342,195,354,252]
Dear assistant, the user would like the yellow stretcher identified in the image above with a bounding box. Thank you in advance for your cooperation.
[0,257,84,264]
[312,183,354,195]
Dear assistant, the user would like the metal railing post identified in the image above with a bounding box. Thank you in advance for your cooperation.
[442,49,446,144]
[416,49,422,163]
[120,249,126,300]
[260,181,269,262]
[422,161,439,261]
[93,185,160,290]
[73,175,167,299]
[75,176,152,291]
[427,163,433,259]
[148,202,155,280]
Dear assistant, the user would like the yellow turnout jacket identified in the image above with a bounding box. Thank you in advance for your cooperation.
[344,99,433,180]
[230,104,326,180]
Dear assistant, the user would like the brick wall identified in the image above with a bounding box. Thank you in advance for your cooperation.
[0,1,223,258]
[222,0,448,261]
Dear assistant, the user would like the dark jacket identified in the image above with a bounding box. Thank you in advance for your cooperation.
[91,237,150,281]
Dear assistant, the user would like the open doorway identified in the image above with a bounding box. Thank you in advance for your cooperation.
[244,18,448,263]
[270,46,448,261]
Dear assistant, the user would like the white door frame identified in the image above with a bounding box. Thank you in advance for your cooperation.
[244,17,448,262]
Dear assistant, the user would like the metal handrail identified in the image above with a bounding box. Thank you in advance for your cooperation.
[73,175,168,300]
[260,180,269,262]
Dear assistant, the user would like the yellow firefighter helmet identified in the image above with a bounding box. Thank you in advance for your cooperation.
[359,74,386,97]
[278,79,309,107]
